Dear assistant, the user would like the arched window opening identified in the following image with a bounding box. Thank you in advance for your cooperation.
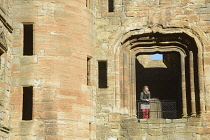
[119,32,202,119]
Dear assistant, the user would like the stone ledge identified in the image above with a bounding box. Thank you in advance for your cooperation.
[20,55,38,65]
[147,119,166,124]
[138,118,170,124]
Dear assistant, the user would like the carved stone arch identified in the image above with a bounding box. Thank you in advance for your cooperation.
[116,27,206,118]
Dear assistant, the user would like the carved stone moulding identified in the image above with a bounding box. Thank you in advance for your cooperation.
[0,27,7,54]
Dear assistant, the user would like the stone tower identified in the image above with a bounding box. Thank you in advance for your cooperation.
[1,0,95,139]
[0,0,210,140]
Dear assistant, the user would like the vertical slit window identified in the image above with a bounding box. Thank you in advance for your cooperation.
[98,61,107,88]
[23,24,33,55]
[108,0,114,12]
[22,86,33,120]
[87,57,91,85]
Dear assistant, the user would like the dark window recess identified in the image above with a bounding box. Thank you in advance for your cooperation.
[87,57,91,85]
[98,61,107,88]
[23,24,33,55]
[108,0,114,12]
[86,0,88,7]
[22,87,33,120]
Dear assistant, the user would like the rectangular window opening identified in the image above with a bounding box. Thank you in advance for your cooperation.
[98,61,107,88]
[22,86,33,120]
[23,24,33,55]
[108,0,114,12]
[87,57,91,85]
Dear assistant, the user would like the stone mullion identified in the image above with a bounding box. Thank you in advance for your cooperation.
[127,51,131,114]
[130,51,136,117]
[198,53,206,115]
[128,51,132,116]
[121,51,125,112]
[122,51,129,114]
[117,50,124,110]
[181,54,188,118]
[189,51,196,117]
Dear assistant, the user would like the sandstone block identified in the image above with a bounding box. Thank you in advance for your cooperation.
[196,128,210,134]
[109,113,121,122]
[147,129,162,136]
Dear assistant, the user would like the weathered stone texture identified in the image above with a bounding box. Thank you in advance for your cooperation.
[95,0,210,139]
[9,0,95,140]
[0,0,12,139]
[0,0,210,139]
[118,117,210,140]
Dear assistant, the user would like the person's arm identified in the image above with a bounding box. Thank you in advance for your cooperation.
[140,93,147,101]
[149,93,151,100]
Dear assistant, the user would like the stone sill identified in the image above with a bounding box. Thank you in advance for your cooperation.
[20,120,34,123]
[20,55,38,65]
[19,120,35,128]
[137,118,201,124]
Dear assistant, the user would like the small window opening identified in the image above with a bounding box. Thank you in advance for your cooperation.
[86,0,88,7]
[22,86,33,120]
[87,57,91,85]
[150,54,163,60]
[98,61,107,88]
[108,0,114,12]
[23,24,33,55]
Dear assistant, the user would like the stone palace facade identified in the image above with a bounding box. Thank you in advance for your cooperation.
[0,0,210,139]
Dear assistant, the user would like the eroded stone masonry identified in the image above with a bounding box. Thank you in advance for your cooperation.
[0,0,210,140]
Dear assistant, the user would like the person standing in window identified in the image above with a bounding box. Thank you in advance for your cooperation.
[140,86,151,119]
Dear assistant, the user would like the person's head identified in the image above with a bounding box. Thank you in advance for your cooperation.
[143,85,149,94]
